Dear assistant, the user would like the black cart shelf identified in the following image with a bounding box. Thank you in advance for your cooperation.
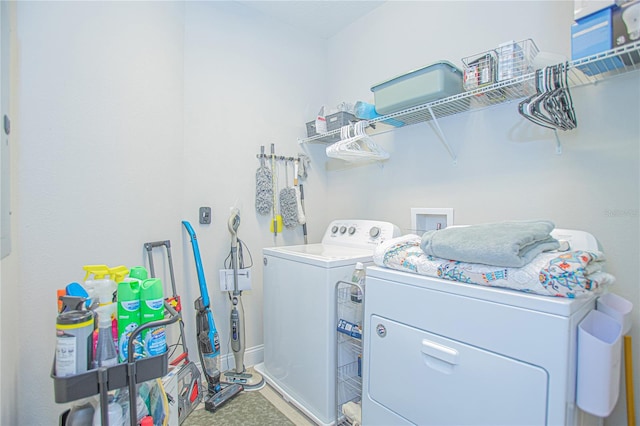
[52,302,181,426]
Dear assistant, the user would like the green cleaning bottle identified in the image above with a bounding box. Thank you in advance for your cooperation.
[117,266,147,362]
[139,278,166,357]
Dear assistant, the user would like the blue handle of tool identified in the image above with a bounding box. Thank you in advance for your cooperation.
[182,221,210,308]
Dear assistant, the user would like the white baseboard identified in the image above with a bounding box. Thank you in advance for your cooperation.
[188,344,264,376]
[220,344,264,372]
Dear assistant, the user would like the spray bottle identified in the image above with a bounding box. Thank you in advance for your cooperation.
[117,266,147,362]
[139,278,166,357]
[82,265,111,306]
[94,305,118,367]
[109,265,130,286]
[83,265,118,356]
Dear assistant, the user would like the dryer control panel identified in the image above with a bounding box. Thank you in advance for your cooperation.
[321,219,401,249]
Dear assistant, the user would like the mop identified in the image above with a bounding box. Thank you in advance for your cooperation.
[223,208,265,390]
[279,159,299,229]
[269,144,282,236]
[255,146,272,216]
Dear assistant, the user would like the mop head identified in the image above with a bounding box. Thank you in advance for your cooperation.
[295,186,306,225]
[223,369,265,391]
[255,165,273,215]
[279,187,299,228]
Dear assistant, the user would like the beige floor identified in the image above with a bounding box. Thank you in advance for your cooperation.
[258,383,315,426]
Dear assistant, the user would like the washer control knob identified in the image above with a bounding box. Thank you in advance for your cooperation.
[348,226,356,235]
[369,226,381,238]
[339,226,347,234]
[331,225,339,234]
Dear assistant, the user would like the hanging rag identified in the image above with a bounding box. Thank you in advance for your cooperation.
[297,154,310,180]
[255,148,272,216]
[279,160,299,229]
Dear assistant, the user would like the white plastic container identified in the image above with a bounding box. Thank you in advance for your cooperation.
[597,292,633,335]
[371,61,463,115]
[576,309,622,417]
[93,400,124,426]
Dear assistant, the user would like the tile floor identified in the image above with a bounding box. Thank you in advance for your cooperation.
[258,383,315,426]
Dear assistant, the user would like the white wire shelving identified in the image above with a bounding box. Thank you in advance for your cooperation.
[299,41,640,160]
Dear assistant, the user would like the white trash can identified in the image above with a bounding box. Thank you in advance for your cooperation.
[576,309,622,418]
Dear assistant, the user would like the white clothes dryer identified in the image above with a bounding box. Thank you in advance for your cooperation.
[255,219,400,426]
[362,228,600,426]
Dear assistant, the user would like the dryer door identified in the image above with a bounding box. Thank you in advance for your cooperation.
[367,315,548,425]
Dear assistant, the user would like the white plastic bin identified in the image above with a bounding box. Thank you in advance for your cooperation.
[597,292,633,335]
[576,309,622,417]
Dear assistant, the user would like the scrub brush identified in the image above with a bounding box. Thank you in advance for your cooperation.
[255,146,272,216]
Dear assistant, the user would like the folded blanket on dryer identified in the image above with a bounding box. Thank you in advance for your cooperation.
[420,220,560,268]
[376,234,615,298]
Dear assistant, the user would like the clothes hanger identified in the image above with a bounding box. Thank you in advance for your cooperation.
[519,65,578,132]
[326,121,389,162]
[519,69,557,130]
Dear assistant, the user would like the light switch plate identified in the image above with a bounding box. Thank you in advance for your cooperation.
[199,207,211,224]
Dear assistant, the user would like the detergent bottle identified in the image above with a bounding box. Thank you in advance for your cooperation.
[117,282,140,362]
[139,278,166,357]
[350,262,365,303]
[117,266,147,362]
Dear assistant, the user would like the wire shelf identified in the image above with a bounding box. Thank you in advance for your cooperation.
[299,41,640,145]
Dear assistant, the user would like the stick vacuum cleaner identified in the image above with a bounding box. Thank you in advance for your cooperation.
[182,221,243,412]
[222,208,265,390]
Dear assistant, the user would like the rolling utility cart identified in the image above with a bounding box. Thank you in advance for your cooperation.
[52,304,180,426]
[145,240,203,424]
[335,280,364,426]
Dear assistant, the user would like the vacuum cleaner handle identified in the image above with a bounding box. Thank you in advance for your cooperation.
[182,221,210,308]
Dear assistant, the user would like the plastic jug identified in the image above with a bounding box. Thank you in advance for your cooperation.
[140,278,166,356]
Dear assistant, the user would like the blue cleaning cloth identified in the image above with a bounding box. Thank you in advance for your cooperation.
[420,220,560,267]
[354,101,405,127]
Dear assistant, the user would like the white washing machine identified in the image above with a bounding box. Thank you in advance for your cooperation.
[255,219,400,425]
[362,228,599,426]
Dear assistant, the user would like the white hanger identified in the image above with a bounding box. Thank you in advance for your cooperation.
[326,121,389,163]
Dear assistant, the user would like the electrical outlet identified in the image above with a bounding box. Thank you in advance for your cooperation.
[199,207,211,224]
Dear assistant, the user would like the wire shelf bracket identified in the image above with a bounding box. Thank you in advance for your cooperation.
[426,104,457,164]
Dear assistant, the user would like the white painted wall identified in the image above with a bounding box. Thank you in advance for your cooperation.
[182,1,328,367]
[11,1,328,424]
[4,1,638,425]
[0,2,18,425]
[15,2,185,423]
[326,2,639,425]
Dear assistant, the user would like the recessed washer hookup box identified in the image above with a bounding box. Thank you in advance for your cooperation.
[371,61,464,115]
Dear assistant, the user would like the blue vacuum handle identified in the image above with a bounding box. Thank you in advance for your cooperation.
[182,221,210,308]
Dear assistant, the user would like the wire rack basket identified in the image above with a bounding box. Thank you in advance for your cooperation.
[462,39,539,91]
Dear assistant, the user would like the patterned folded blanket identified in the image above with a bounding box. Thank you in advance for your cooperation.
[374,234,615,298]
